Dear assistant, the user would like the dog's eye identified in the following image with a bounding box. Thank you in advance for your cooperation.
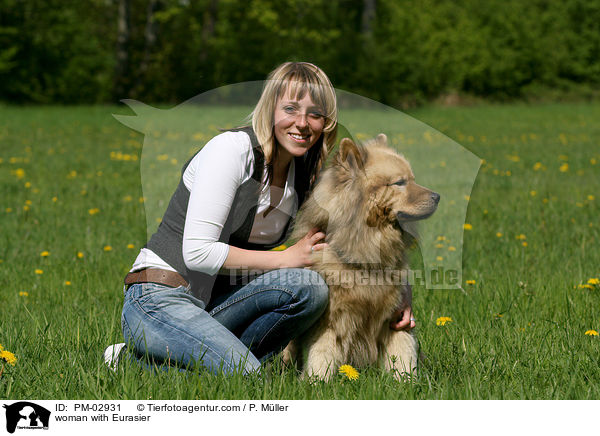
[390,179,406,187]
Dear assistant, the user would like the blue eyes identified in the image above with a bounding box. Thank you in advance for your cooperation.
[282,106,324,119]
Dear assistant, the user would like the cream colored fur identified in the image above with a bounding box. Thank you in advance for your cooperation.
[282,134,438,382]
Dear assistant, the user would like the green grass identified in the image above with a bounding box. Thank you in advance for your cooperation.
[1,101,599,399]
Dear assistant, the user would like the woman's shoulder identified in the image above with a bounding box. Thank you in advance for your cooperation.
[183,129,255,185]
[202,129,253,155]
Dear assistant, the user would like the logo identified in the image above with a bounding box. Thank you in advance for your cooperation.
[2,402,50,433]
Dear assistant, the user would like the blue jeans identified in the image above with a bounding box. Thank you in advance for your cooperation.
[121,268,328,375]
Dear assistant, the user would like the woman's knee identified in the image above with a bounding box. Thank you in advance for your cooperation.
[283,268,329,315]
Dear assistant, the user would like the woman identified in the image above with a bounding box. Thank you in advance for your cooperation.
[104,61,414,375]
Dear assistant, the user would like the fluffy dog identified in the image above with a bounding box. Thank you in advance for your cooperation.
[283,134,440,381]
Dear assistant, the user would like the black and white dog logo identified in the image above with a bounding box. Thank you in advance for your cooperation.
[3,402,51,433]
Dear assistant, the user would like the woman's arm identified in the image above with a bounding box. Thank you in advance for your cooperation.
[221,227,328,271]
[182,132,251,275]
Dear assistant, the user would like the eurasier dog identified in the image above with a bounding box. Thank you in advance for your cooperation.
[282,134,440,381]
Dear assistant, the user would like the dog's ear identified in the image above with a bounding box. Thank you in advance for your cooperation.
[338,137,366,172]
[376,133,388,146]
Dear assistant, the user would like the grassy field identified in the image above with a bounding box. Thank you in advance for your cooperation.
[0,101,599,400]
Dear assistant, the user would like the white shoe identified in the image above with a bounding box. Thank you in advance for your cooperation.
[103,343,126,371]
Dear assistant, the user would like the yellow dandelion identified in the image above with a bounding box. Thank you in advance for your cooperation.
[88,208,100,215]
[587,278,599,286]
[34,269,43,275]
[436,256,443,261]
[76,251,84,259]
[585,330,598,336]
[522,242,528,247]
[5,208,12,213]
[558,133,568,144]
[64,281,71,286]
[533,162,543,171]
[591,158,597,165]
[588,195,595,201]
[23,205,30,211]
[437,236,446,241]
[516,234,526,240]
[66,170,77,179]
[13,168,25,179]
[466,280,476,285]
[0,349,17,366]
[24,181,31,188]
[19,291,29,297]
[435,243,444,248]
[123,195,133,202]
[578,284,593,289]
[103,245,112,252]
[52,196,58,202]
[338,364,359,380]
[127,244,135,249]
[559,163,569,172]
[463,223,473,230]
[80,190,87,196]
[496,232,503,238]
[436,316,453,326]
[448,246,456,251]
[139,197,146,204]
[40,251,50,257]
[530,191,537,197]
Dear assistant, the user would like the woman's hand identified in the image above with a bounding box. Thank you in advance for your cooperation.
[389,283,415,331]
[389,305,415,331]
[281,227,328,268]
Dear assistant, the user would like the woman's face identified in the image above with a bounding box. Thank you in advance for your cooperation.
[273,88,325,160]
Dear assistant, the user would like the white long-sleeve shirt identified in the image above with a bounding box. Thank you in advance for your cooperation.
[130,131,298,275]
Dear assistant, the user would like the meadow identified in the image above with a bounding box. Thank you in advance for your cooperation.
[0,101,599,400]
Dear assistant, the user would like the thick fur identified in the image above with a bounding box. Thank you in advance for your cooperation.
[282,134,439,381]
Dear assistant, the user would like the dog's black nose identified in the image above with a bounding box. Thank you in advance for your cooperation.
[431,192,440,204]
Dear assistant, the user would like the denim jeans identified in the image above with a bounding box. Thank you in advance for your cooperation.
[121,268,328,375]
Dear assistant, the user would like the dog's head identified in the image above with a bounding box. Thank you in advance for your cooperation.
[335,134,440,228]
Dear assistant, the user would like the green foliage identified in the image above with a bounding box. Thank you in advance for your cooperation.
[0,0,600,103]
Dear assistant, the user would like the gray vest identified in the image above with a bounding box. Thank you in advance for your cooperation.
[145,126,311,304]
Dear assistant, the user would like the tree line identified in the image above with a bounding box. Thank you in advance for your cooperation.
[1,0,599,105]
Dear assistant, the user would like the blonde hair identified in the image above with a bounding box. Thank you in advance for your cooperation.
[250,62,338,187]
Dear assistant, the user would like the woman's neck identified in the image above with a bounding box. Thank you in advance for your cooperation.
[272,146,293,182]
